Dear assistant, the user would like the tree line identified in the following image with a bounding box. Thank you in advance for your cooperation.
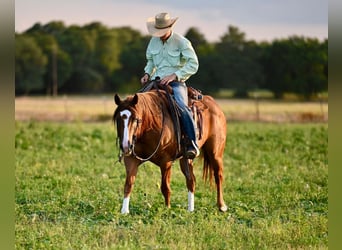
[15,21,327,99]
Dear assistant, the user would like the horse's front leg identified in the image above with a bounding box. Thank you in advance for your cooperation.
[121,157,140,214]
[160,162,172,208]
[180,158,196,212]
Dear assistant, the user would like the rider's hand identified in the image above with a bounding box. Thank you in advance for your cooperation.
[140,73,149,85]
[161,73,177,85]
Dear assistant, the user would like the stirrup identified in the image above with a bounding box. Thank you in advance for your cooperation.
[185,140,200,159]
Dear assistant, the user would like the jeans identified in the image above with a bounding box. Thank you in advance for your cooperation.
[169,82,197,144]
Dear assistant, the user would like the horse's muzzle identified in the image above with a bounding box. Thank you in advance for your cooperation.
[121,141,133,156]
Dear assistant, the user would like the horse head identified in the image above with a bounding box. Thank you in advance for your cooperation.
[113,94,140,156]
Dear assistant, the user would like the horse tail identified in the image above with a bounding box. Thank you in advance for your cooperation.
[202,148,214,186]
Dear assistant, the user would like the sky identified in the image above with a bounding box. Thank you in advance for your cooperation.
[15,0,328,42]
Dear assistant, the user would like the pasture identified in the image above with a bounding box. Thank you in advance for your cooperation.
[15,95,328,123]
[15,97,328,249]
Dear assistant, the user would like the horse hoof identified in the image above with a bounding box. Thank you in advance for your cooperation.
[188,207,194,212]
[121,208,130,214]
[219,204,228,212]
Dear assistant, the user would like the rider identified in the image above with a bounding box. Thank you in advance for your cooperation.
[140,12,200,159]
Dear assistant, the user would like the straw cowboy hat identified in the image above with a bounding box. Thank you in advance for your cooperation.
[146,13,178,37]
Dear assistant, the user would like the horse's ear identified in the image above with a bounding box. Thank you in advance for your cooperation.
[132,94,138,106]
[114,94,121,105]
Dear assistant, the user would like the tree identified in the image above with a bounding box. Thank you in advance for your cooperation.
[85,23,122,78]
[220,26,246,48]
[15,21,328,98]
[113,35,150,92]
[184,27,217,92]
[28,32,72,95]
[184,27,208,53]
[262,36,328,99]
[24,21,73,95]
[26,21,66,36]
[15,34,47,95]
[57,25,102,93]
[214,26,263,97]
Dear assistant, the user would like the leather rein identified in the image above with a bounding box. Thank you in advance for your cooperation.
[130,103,166,162]
[118,82,167,162]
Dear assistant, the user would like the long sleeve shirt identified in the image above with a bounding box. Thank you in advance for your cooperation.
[144,32,199,82]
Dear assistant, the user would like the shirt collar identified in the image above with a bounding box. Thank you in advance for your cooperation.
[160,31,174,44]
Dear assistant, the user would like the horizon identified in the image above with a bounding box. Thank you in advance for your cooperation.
[15,0,328,43]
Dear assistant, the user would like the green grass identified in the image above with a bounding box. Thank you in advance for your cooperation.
[15,121,328,249]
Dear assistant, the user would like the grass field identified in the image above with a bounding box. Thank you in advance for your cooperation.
[15,119,328,249]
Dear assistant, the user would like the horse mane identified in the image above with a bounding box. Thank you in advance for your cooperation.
[136,92,168,131]
[113,91,168,132]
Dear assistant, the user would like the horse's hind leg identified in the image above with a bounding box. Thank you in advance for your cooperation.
[212,156,228,212]
[180,158,196,211]
[203,143,227,212]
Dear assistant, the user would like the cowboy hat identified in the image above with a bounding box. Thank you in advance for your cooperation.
[146,13,178,37]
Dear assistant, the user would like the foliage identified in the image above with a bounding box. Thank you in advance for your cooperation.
[15,21,327,99]
[15,34,48,95]
[111,29,150,93]
[214,26,264,97]
[262,37,328,99]
[15,121,327,249]
[184,27,209,53]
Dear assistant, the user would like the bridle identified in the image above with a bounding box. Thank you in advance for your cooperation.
[117,104,166,162]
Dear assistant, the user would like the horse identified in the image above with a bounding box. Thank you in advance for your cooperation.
[113,87,227,214]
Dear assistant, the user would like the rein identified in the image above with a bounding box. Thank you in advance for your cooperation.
[118,80,177,162]
[130,103,166,162]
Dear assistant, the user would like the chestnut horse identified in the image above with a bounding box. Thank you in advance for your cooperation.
[113,89,227,214]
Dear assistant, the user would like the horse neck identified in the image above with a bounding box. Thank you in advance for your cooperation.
[136,92,166,136]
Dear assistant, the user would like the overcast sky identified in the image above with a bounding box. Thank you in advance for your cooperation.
[15,0,328,42]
